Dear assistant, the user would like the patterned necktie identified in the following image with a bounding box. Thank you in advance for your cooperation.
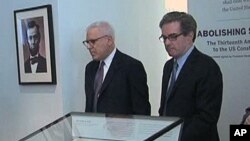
[163,60,178,115]
[93,61,105,112]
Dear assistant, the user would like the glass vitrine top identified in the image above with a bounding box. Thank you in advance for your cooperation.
[19,112,183,141]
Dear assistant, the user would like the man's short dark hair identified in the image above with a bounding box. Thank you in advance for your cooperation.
[159,11,197,42]
[27,20,40,36]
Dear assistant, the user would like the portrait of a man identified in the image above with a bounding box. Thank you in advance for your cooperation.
[14,5,57,84]
[23,19,47,73]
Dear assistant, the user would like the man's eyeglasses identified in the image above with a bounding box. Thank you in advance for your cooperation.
[83,35,108,48]
[159,33,183,42]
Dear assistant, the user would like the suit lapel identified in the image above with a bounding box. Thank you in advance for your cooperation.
[164,59,174,102]
[99,50,122,95]
[36,55,43,72]
[167,47,198,100]
[164,59,174,88]
[91,61,100,92]
[175,47,198,85]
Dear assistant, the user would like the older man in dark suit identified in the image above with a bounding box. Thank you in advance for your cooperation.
[158,11,223,141]
[83,21,150,115]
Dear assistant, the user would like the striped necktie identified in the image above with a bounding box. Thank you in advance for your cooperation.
[163,60,178,115]
[93,61,105,112]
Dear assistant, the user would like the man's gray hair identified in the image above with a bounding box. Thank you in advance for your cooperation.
[86,21,115,39]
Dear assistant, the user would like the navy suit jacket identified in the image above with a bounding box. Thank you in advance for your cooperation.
[159,47,223,141]
[85,49,151,115]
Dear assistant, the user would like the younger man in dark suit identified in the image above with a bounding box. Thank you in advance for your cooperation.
[158,11,223,141]
[24,20,47,73]
[83,21,150,115]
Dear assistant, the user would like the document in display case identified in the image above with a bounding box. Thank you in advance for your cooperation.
[19,112,183,141]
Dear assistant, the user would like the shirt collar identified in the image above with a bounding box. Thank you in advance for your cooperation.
[103,48,116,68]
[176,45,194,67]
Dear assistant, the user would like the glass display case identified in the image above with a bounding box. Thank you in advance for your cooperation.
[19,112,183,141]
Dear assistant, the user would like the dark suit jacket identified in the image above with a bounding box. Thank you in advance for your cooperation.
[159,47,223,141]
[24,54,47,73]
[85,49,151,115]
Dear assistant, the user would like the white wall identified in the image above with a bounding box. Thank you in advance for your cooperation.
[0,0,166,140]
[0,0,63,140]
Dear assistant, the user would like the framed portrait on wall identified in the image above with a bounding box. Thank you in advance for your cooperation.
[14,5,56,84]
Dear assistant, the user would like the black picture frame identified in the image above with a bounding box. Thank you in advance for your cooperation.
[14,5,56,84]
